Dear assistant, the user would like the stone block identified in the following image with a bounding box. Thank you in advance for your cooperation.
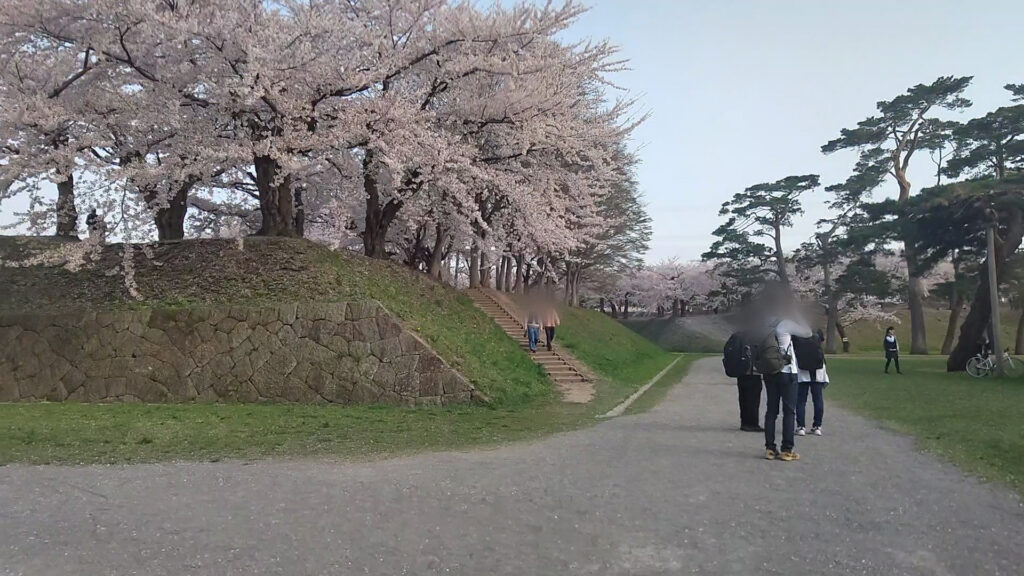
[229,322,253,348]
[325,335,348,355]
[415,396,442,407]
[310,320,335,345]
[292,318,312,338]
[191,341,218,368]
[390,354,419,375]
[376,315,403,339]
[372,364,397,391]
[418,352,445,373]
[442,372,470,395]
[395,372,419,396]
[207,354,235,377]
[418,372,443,397]
[350,381,380,403]
[278,303,298,325]
[306,368,331,396]
[259,307,278,325]
[349,341,371,360]
[377,391,401,405]
[346,301,377,321]
[19,375,58,400]
[357,356,380,379]
[370,338,402,362]
[398,332,427,354]
[441,392,472,405]
[277,324,298,346]
[216,316,239,334]
[297,303,330,322]
[195,322,216,342]
[353,318,379,342]
[231,356,254,382]
[323,304,348,324]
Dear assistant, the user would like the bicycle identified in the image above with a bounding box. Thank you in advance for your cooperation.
[966,348,1023,378]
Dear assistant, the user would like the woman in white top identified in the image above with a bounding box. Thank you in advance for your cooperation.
[797,329,828,436]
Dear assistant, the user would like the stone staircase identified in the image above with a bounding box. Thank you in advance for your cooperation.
[466,288,594,403]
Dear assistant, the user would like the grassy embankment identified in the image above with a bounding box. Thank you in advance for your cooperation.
[0,236,690,464]
[827,356,1024,493]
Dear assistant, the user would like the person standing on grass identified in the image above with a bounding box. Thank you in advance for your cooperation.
[542,302,560,352]
[759,299,812,462]
[884,327,902,374]
[795,329,828,437]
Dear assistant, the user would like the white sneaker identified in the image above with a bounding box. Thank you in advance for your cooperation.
[812,427,823,436]
[796,427,806,436]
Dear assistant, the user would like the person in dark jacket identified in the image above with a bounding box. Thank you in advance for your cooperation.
[883,327,902,374]
[737,371,763,432]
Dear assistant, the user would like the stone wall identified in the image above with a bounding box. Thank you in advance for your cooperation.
[0,302,480,405]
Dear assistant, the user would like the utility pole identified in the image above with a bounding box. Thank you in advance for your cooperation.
[986,209,1004,375]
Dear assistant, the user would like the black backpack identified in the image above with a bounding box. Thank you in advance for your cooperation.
[723,332,755,377]
[792,335,824,372]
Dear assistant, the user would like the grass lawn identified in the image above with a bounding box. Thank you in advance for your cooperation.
[0,354,697,466]
[836,306,1022,355]
[827,356,1024,493]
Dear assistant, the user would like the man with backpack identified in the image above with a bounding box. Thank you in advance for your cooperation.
[723,331,763,432]
[757,308,812,462]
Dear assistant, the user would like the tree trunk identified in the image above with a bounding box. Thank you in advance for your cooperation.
[55,173,78,238]
[907,273,929,354]
[609,300,618,319]
[948,207,1023,371]
[495,256,505,291]
[623,297,630,319]
[147,181,193,242]
[361,152,402,258]
[468,244,480,289]
[1015,309,1024,355]
[504,256,514,294]
[569,266,581,307]
[479,250,491,288]
[254,155,298,237]
[940,292,964,355]
[600,297,606,314]
[773,223,789,287]
[428,224,447,279]
[515,253,525,294]
[293,187,305,237]
[672,298,681,318]
[836,320,850,353]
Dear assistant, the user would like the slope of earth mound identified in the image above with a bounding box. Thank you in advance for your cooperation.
[0,236,547,406]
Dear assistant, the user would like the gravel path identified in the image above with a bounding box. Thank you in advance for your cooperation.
[2,357,1022,575]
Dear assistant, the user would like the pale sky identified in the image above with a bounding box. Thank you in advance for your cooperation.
[558,0,1024,262]
[4,1,1024,262]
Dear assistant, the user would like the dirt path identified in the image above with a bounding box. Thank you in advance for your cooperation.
[2,358,1022,575]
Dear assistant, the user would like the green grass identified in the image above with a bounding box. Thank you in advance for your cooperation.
[557,306,679,398]
[827,356,1024,493]
[0,237,697,464]
[835,306,1021,355]
[0,354,698,465]
[618,316,726,353]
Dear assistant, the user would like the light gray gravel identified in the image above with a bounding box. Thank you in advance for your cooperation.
[2,357,1022,575]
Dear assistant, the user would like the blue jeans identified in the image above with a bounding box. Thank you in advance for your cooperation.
[763,372,798,452]
[527,325,540,352]
[797,381,824,428]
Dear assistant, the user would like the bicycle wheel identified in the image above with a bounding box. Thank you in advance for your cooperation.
[966,356,989,378]
[1003,356,1023,378]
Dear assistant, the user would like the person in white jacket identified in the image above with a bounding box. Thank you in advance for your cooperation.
[762,311,813,461]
